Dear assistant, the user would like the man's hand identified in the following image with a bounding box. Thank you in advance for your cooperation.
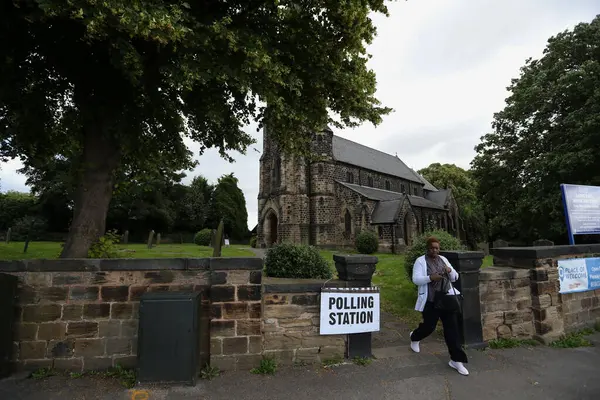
[445,266,452,274]
[430,274,442,282]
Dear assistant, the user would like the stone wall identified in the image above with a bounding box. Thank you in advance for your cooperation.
[261,278,346,365]
[479,267,534,342]
[0,257,263,373]
[480,245,600,344]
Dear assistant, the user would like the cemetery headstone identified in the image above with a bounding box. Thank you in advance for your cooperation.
[123,230,129,245]
[156,233,161,246]
[5,228,11,244]
[147,230,155,249]
[212,220,224,257]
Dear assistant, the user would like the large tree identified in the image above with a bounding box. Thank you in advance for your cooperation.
[0,0,391,257]
[471,15,600,244]
[418,163,486,249]
[208,173,248,240]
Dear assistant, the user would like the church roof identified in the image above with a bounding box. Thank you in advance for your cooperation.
[371,199,403,224]
[336,181,446,211]
[332,135,425,184]
[425,189,450,207]
[414,172,438,192]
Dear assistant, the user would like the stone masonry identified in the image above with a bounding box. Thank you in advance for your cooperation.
[0,257,263,373]
[480,245,600,344]
[262,279,346,365]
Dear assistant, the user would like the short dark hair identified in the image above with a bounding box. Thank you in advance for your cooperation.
[426,236,440,248]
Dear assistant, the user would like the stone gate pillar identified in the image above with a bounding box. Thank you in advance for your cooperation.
[440,251,486,349]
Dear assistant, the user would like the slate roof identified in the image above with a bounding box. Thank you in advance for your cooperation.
[425,189,450,207]
[414,172,438,192]
[336,181,446,214]
[336,181,403,201]
[332,135,425,184]
[371,200,403,224]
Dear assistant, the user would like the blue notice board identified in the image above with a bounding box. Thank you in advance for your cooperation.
[560,184,600,244]
[557,257,600,294]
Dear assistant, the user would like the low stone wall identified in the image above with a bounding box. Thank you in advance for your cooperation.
[480,245,600,343]
[0,258,262,372]
[479,267,534,341]
[262,278,346,365]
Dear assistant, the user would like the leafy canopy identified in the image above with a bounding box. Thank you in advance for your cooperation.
[471,15,600,244]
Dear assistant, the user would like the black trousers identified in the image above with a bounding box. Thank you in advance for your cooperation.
[410,301,468,363]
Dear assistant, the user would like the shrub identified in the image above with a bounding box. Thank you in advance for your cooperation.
[264,243,332,279]
[404,229,466,279]
[10,215,48,241]
[249,235,257,248]
[88,230,122,258]
[194,229,212,246]
[355,230,379,254]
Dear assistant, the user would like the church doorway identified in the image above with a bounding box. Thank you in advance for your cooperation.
[263,210,278,247]
[403,217,411,247]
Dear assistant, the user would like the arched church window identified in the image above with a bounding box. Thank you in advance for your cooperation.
[368,176,374,187]
[385,180,391,190]
[344,210,352,234]
[272,157,281,187]
[401,184,406,193]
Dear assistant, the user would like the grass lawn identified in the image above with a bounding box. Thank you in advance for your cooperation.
[0,242,255,260]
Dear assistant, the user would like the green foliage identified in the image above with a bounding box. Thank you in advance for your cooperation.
[550,330,594,348]
[265,243,333,279]
[404,230,466,279]
[249,236,258,248]
[251,356,277,375]
[88,230,122,258]
[10,215,48,241]
[471,16,600,244]
[1,0,391,257]
[208,174,248,241]
[488,338,539,349]
[352,356,372,366]
[194,229,213,246]
[355,230,379,254]
[200,364,220,380]
[418,163,487,248]
[0,191,38,231]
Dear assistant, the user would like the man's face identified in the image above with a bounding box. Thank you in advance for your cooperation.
[427,242,440,257]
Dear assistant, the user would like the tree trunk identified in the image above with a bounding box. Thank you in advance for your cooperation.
[60,131,120,258]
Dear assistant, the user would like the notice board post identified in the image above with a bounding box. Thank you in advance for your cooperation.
[324,255,379,359]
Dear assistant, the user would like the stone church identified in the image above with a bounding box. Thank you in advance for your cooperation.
[257,127,462,252]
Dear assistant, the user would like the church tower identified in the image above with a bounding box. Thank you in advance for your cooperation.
[307,128,336,246]
[257,126,310,247]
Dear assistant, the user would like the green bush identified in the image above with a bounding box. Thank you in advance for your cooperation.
[404,229,466,279]
[355,230,379,254]
[194,229,212,246]
[264,243,332,279]
[249,236,257,248]
[88,230,122,258]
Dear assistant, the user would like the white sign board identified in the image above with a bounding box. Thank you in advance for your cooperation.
[319,288,380,335]
[558,257,600,294]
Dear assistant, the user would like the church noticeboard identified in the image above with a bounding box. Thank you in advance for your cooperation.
[319,287,380,335]
[557,258,600,294]
[561,183,600,244]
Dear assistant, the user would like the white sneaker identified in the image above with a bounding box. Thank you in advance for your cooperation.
[449,360,469,376]
[409,331,420,353]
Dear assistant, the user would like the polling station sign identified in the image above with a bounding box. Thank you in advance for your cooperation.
[319,287,380,335]
[557,257,600,294]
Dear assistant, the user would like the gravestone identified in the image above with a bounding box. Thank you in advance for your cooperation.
[123,230,129,245]
[156,233,161,246]
[147,230,155,249]
[533,239,554,246]
[493,239,508,248]
[5,228,11,244]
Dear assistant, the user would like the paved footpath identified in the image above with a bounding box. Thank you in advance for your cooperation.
[2,332,599,400]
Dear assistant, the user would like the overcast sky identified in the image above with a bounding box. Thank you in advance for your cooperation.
[1,0,598,230]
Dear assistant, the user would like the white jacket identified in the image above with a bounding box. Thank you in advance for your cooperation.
[412,255,460,312]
